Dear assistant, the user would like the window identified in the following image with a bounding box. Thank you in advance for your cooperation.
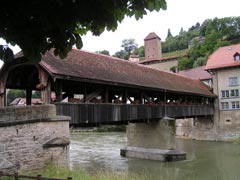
[226,102,229,109]
[226,90,229,97]
[232,101,236,109]
[234,52,240,61]
[236,89,239,97]
[221,102,225,109]
[235,55,240,61]
[231,101,240,109]
[221,91,225,98]
[221,90,229,98]
[221,102,229,110]
[237,101,240,109]
[229,77,238,86]
[230,89,239,97]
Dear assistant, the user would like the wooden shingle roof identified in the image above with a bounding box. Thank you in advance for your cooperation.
[39,49,214,97]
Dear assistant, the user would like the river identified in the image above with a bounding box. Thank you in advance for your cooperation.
[70,132,240,180]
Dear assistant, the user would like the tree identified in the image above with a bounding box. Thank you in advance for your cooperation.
[32,91,41,98]
[133,46,145,59]
[113,50,126,59]
[178,57,193,71]
[121,39,138,55]
[7,89,26,105]
[193,57,207,68]
[166,28,173,38]
[96,50,110,56]
[0,0,167,62]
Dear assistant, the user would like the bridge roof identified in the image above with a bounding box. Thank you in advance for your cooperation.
[37,49,214,97]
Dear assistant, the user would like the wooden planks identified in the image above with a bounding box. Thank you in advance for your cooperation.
[55,103,214,126]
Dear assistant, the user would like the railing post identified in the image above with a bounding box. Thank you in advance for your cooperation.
[14,172,19,180]
[37,174,42,180]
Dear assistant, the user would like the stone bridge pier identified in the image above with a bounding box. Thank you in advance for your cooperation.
[121,120,186,161]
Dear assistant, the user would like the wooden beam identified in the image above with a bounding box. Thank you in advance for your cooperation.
[83,84,87,102]
[103,87,109,103]
[26,89,32,105]
[55,81,63,102]
[41,82,51,104]
[80,89,103,103]
[140,91,144,104]
[122,88,127,104]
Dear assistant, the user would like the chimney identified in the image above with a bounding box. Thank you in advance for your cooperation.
[144,32,162,60]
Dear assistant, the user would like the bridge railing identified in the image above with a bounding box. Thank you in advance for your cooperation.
[54,103,214,126]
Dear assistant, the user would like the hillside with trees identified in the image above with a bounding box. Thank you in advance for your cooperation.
[111,17,240,70]
[163,16,240,70]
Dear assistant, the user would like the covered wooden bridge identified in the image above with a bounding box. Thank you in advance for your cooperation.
[0,49,215,126]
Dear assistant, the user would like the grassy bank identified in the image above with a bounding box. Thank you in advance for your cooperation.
[7,165,157,180]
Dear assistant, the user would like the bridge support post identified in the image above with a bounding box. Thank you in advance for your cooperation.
[121,120,186,161]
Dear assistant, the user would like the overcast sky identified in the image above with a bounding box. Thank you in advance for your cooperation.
[81,0,240,55]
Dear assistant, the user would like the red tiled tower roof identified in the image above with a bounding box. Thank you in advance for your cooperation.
[144,32,161,41]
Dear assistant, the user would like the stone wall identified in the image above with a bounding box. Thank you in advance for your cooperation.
[0,105,70,171]
[147,59,178,71]
[175,118,193,139]
[176,117,217,141]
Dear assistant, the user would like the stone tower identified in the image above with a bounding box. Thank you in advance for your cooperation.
[144,32,162,59]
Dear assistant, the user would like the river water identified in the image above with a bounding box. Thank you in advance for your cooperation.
[70,132,240,180]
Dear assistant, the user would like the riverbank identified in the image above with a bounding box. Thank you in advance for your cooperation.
[18,164,195,180]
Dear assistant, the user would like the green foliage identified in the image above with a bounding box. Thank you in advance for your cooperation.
[7,89,26,105]
[133,45,145,58]
[178,57,193,71]
[162,23,200,53]
[162,49,186,58]
[114,38,138,60]
[170,66,177,73]
[32,91,41,98]
[121,39,138,54]
[165,16,240,70]
[96,50,110,56]
[113,50,128,60]
[167,28,173,38]
[0,0,166,62]
[193,57,207,68]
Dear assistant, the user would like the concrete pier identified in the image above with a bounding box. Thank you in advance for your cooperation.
[121,120,186,161]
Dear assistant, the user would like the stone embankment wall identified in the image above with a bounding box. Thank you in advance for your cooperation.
[176,117,216,140]
[176,116,240,141]
[0,105,70,171]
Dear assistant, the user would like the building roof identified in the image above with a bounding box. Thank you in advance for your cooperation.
[138,56,179,64]
[37,49,214,97]
[144,32,161,41]
[205,44,240,70]
[178,66,212,80]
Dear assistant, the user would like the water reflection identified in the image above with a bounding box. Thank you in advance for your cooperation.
[70,132,240,180]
